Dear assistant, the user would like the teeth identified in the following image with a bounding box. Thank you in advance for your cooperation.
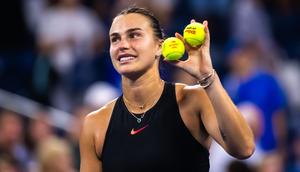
[120,56,135,62]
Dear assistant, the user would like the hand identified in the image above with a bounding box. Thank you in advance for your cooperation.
[166,20,213,80]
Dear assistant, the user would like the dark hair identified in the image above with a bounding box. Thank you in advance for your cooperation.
[116,7,168,79]
[116,7,165,40]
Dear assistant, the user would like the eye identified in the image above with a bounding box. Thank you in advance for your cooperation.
[110,36,120,43]
[129,32,141,39]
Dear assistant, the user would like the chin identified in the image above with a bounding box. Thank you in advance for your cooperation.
[121,69,144,79]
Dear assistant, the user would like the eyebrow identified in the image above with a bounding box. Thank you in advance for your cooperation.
[110,28,143,37]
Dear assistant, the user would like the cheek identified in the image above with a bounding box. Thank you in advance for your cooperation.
[137,41,157,57]
[109,46,120,70]
[109,45,116,58]
[109,46,119,65]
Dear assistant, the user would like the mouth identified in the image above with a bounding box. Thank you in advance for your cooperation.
[118,54,137,63]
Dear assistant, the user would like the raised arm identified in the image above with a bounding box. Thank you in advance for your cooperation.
[201,73,255,159]
[169,20,255,159]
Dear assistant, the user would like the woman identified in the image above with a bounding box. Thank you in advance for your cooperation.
[80,7,255,172]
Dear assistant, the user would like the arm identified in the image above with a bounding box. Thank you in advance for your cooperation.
[203,73,255,159]
[170,20,255,159]
[79,102,115,172]
[80,113,102,172]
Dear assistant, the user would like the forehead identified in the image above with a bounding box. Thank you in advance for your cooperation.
[110,13,152,35]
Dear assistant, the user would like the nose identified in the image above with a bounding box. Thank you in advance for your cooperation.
[118,38,130,51]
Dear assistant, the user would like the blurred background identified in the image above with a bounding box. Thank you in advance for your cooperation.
[0,0,299,171]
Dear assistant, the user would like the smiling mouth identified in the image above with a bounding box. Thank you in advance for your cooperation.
[119,56,136,64]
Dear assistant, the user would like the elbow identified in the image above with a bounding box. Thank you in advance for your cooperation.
[228,135,256,160]
[235,141,256,160]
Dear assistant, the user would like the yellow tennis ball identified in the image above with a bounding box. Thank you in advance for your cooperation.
[183,22,205,47]
[162,37,185,61]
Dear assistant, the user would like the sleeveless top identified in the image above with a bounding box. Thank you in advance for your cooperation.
[101,82,210,172]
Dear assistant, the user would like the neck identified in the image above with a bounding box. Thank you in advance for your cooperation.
[122,67,164,112]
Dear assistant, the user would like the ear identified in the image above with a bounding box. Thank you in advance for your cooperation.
[155,39,163,57]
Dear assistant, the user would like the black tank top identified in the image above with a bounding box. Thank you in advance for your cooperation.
[101,82,209,172]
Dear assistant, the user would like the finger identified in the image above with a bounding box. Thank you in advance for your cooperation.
[164,58,186,69]
[191,19,196,23]
[175,32,192,51]
[202,20,210,47]
[175,32,184,41]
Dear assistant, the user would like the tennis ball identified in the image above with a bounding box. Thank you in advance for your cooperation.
[162,37,185,61]
[183,22,205,47]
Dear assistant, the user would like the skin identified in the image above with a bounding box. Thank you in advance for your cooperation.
[80,13,255,172]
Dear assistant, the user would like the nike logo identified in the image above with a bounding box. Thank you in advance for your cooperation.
[130,124,149,135]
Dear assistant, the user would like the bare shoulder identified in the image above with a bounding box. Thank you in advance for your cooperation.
[83,99,116,127]
[81,98,118,157]
[174,83,207,102]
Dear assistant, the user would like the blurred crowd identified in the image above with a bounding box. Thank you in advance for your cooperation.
[0,0,300,171]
